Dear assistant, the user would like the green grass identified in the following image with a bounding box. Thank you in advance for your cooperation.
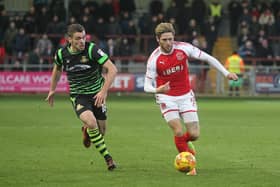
[0,95,279,187]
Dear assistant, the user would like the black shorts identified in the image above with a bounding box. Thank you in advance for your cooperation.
[70,94,107,120]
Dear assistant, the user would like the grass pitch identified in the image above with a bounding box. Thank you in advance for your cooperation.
[0,95,279,187]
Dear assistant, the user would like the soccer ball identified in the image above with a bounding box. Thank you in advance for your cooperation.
[174,152,196,172]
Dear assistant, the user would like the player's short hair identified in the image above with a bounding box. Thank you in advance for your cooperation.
[155,22,175,38]
[67,24,85,37]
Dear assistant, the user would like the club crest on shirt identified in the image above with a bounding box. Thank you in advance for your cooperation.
[176,52,184,61]
[81,56,89,63]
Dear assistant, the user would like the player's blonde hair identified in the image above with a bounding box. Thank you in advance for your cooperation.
[155,22,175,38]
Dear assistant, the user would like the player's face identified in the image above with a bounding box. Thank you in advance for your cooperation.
[157,32,174,53]
[69,31,86,52]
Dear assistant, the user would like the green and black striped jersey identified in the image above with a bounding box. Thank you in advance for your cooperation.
[53,42,109,95]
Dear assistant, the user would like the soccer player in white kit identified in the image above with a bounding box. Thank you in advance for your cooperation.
[144,23,238,175]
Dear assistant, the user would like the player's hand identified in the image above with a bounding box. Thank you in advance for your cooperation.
[94,90,107,107]
[227,73,238,81]
[156,81,170,93]
[45,91,55,107]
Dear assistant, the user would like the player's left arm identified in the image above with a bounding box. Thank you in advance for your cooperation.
[189,46,238,80]
[94,59,117,106]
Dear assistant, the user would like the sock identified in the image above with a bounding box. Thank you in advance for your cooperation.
[183,132,196,155]
[87,128,110,159]
[174,136,188,153]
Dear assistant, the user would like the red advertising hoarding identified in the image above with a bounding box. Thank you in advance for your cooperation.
[0,72,197,93]
[0,72,69,93]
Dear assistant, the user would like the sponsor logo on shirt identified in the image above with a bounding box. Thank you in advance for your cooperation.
[163,65,184,76]
[176,52,184,61]
[81,56,88,63]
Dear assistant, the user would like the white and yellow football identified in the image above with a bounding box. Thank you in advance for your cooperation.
[174,152,196,172]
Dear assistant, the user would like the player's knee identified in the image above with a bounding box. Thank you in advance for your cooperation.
[173,127,184,137]
[189,132,200,141]
[187,122,200,140]
[82,118,98,129]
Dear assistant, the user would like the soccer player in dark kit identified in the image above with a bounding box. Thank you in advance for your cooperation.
[46,24,117,171]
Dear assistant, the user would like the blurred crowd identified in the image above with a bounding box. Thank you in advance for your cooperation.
[229,0,280,68]
[0,0,279,71]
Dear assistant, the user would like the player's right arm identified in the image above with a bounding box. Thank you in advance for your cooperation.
[46,49,63,107]
[46,64,62,107]
[144,55,170,94]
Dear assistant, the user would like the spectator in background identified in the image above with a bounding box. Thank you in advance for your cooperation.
[23,6,37,34]
[118,38,132,72]
[250,5,260,19]
[185,19,201,40]
[271,0,280,16]
[165,0,179,21]
[13,28,30,67]
[225,51,245,96]
[191,0,207,31]
[203,17,218,54]
[33,0,48,11]
[36,6,50,34]
[93,17,107,50]
[49,0,66,21]
[122,20,137,52]
[0,9,10,42]
[253,28,268,50]
[106,16,122,36]
[3,21,17,58]
[80,15,94,35]
[104,38,117,57]
[149,0,163,16]
[13,14,24,29]
[84,1,100,22]
[26,47,40,71]
[239,8,252,25]
[228,0,243,36]
[99,0,115,22]
[36,33,53,66]
[259,8,275,31]
[119,11,133,35]
[275,10,280,33]
[80,6,96,34]
[176,1,192,34]
[237,21,251,46]
[208,0,223,27]
[69,0,83,19]
[256,39,274,69]
[46,15,66,48]
[68,16,77,25]
[238,40,256,65]
[138,13,155,53]
[119,0,136,14]
[250,16,261,37]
